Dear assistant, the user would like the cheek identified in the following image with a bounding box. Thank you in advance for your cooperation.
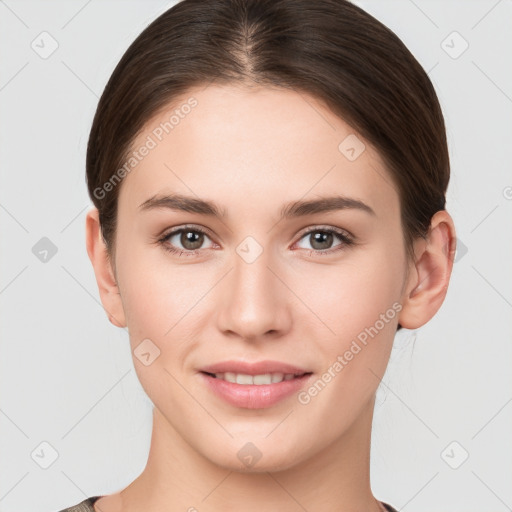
[304,249,404,339]
[117,243,201,330]
[116,260,196,407]
[299,246,404,407]
[115,247,215,384]
[297,256,402,432]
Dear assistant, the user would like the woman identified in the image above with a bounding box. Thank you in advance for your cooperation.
[60,0,456,510]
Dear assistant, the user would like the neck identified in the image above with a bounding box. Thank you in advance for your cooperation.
[118,397,381,512]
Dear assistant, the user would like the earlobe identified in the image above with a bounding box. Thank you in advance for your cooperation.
[398,210,456,330]
[85,208,127,329]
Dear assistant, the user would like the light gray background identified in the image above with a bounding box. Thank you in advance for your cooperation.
[1,1,511,511]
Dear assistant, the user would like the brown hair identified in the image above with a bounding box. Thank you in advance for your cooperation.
[86,0,450,329]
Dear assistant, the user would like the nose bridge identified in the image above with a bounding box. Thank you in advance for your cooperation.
[216,239,289,339]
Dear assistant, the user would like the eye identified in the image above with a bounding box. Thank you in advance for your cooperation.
[294,226,354,256]
[157,225,215,256]
[156,225,355,258]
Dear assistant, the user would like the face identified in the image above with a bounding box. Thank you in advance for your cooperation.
[110,83,412,471]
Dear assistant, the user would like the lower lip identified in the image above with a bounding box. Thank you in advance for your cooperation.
[199,372,313,409]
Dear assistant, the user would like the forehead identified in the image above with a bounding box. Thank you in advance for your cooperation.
[117,84,398,219]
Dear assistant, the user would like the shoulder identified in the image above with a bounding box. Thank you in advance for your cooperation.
[56,496,102,512]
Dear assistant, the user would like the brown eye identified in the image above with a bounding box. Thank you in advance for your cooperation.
[158,226,214,255]
[295,227,354,255]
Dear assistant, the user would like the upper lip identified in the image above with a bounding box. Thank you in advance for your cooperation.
[200,360,311,375]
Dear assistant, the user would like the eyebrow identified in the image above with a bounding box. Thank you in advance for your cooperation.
[138,193,376,219]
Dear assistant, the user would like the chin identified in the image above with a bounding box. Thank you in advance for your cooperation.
[213,454,302,474]
[201,436,309,474]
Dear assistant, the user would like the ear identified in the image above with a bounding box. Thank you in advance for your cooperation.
[85,208,127,329]
[398,210,457,329]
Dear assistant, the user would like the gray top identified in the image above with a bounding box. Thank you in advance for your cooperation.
[57,496,101,512]
[57,495,399,511]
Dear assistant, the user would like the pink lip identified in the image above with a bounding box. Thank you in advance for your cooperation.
[200,360,310,375]
[199,373,312,409]
[198,360,313,409]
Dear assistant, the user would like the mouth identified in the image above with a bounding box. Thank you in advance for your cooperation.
[198,361,313,409]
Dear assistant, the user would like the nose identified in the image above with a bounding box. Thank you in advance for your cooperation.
[215,245,292,342]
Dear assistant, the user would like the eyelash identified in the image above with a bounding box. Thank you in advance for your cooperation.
[156,224,355,258]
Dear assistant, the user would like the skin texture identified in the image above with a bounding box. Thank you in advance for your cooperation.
[86,83,456,512]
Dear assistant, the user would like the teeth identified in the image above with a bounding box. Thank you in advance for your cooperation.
[224,372,237,383]
[213,372,301,385]
[236,373,253,385]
